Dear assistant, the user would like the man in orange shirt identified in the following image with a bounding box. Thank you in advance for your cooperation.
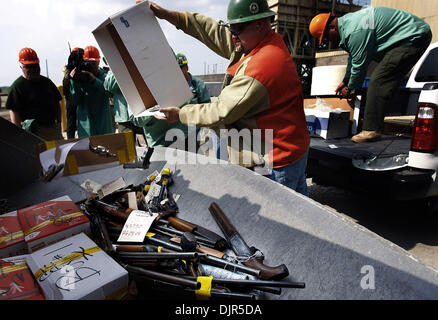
[148,0,310,196]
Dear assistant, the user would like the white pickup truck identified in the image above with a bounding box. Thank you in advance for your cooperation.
[306,41,438,208]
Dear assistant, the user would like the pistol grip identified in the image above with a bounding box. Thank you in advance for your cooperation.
[244,258,289,281]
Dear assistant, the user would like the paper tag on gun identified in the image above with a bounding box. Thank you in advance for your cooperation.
[117,210,158,243]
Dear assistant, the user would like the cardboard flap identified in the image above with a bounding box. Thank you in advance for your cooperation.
[36,132,137,177]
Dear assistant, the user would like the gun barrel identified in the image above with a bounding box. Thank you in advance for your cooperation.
[117,252,201,260]
[123,263,201,290]
[209,202,238,238]
[200,254,261,278]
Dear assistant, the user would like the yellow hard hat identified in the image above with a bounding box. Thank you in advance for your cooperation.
[309,13,331,44]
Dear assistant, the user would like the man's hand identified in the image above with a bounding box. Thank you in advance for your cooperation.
[154,107,181,123]
[335,80,347,96]
[81,71,96,83]
[136,1,179,26]
[69,68,96,83]
[335,80,356,100]
[69,67,77,79]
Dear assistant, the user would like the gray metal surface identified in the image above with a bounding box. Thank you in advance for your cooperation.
[6,147,438,299]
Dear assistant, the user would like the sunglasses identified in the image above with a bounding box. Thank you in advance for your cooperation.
[229,22,251,36]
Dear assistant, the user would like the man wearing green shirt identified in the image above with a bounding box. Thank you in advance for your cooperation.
[310,7,432,142]
[103,70,144,137]
[68,46,114,138]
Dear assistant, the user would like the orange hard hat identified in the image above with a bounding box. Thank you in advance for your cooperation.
[18,47,39,65]
[309,13,331,44]
[83,46,100,62]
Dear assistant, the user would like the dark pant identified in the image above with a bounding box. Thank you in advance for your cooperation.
[364,31,432,132]
[66,100,77,139]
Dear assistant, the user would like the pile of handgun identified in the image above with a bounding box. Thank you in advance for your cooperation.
[79,168,305,300]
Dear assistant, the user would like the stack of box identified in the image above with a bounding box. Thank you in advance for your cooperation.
[17,195,90,253]
[304,97,356,139]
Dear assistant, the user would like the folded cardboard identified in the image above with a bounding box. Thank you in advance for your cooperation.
[0,255,45,300]
[17,195,90,253]
[36,131,137,177]
[0,211,27,258]
[26,233,128,300]
[92,1,193,116]
[305,109,351,139]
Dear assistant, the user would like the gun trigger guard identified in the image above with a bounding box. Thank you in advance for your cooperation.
[249,246,264,261]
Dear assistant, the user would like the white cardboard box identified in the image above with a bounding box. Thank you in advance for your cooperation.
[305,109,351,139]
[25,233,128,300]
[92,1,193,116]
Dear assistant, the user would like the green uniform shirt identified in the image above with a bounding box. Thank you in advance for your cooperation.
[103,71,131,123]
[69,68,115,138]
[131,74,211,147]
[6,75,61,126]
[339,6,431,89]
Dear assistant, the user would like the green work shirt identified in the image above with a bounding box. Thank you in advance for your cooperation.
[69,68,115,138]
[6,75,61,126]
[131,75,211,147]
[103,71,131,123]
[338,6,431,90]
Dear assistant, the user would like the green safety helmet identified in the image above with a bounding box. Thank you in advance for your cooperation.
[227,0,276,25]
[176,53,188,67]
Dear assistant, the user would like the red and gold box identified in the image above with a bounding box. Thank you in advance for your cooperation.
[0,255,45,300]
[17,196,90,253]
[0,211,27,258]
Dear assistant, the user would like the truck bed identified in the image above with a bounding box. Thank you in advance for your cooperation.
[309,134,412,161]
[306,135,434,200]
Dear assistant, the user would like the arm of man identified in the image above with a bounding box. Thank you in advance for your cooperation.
[9,110,22,126]
[149,2,234,60]
[160,75,268,128]
[5,82,23,126]
[103,71,118,95]
[345,29,376,91]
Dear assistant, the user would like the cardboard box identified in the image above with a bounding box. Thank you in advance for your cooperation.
[0,255,45,300]
[17,196,90,253]
[26,233,129,300]
[304,96,361,136]
[305,109,351,139]
[0,211,28,258]
[36,131,137,178]
[92,1,193,116]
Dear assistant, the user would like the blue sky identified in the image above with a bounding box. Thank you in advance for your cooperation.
[0,0,230,86]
